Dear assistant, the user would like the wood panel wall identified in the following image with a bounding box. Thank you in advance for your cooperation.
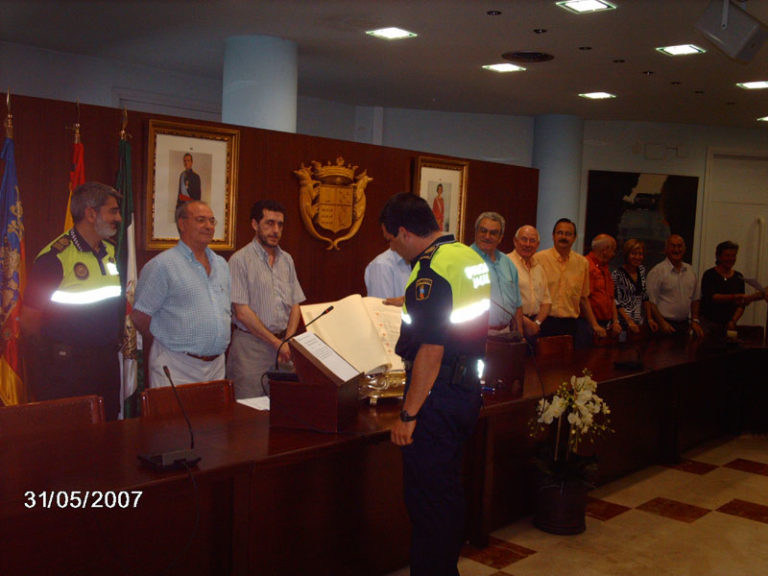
[9,95,538,304]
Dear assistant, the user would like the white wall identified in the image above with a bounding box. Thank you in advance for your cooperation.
[0,41,221,121]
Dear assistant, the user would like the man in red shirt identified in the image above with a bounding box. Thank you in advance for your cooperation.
[586,234,622,338]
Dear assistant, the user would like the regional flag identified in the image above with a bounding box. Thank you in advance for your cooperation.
[63,136,84,232]
[115,136,143,418]
[0,133,27,405]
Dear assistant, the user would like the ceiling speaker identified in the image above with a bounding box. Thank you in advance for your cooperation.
[696,0,768,62]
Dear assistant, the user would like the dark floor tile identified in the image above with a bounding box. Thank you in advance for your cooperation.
[587,497,632,521]
[724,458,768,476]
[636,497,710,523]
[666,459,718,475]
[461,536,536,569]
[718,499,768,524]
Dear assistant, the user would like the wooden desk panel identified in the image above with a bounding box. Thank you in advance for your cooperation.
[1,339,764,575]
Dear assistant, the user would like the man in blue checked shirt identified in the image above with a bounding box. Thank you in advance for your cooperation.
[132,201,231,388]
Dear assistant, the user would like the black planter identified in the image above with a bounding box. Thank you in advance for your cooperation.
[533,481,588,534]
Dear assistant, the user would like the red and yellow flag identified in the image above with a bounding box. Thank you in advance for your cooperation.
[63,128,84,232]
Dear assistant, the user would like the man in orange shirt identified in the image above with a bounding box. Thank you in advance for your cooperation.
[586,234,622,338]
[536,218,604,348]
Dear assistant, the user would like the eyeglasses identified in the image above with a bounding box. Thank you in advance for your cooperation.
[478,226,501,237]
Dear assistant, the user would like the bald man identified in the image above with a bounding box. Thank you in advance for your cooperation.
[647,234,703,338]
[508,225,551,341]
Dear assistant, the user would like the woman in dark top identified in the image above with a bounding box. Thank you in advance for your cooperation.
[699,240,765,335]
[613,238,657,334]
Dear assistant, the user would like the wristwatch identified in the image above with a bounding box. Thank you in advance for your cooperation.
[534,319,542,326]
[400,409,418,422]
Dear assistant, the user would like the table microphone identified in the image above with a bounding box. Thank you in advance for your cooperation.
[138,366,202,471]
[266,305,334,381]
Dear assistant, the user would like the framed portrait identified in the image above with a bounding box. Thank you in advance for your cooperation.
[413,156,469,242]
[145,120,239,250]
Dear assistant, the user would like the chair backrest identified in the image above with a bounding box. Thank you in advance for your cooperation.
[535,334,574,357]
[0,394,105,436]
[140,379,235,420]
[484,339,527,397]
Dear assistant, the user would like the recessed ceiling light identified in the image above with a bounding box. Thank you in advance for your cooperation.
[737,81,768,90]
[579,92,616,99]
[365,27,417,40]
[487,10,502,16]
[656,44,706,56]
[483,63,526,73]
[556,0,617,14]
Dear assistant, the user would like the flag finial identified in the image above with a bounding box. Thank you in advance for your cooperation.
[4,89,12,139]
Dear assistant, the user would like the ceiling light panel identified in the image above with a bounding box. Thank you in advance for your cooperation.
[365,27,417,40]
[737,81,768,90]
[556,0,617,14]
[483,63,526,73]
[579,92,616,99]
[656,44,706,56]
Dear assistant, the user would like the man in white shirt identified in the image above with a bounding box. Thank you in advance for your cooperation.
[364,248,411,302]
[508,225,551,341]
[647,234,703,338]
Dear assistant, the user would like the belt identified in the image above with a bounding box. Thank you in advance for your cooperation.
[186,352,220,362]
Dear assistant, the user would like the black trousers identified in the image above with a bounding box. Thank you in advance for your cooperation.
[29,338,121,420]
[401,377,481,576]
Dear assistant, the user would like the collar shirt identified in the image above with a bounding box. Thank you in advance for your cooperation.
[470,244,522,327]
[364,248,411,299]
[586,252,616,322]
[508,250,551,316]
[646,258,700,322]
[535,247,590,319]
[229,238,306,333]
[134,240,231,356]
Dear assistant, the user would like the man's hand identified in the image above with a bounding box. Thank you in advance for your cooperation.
[593,324,607,338]
[659,320,675,334]
[690,322,704,339]
[609,321,622,337]
[647,317,659,333]
[391,419,417,446]
[384,296,405,307]
[522,316,540,338]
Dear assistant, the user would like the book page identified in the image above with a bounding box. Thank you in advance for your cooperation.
[292,331,360,383]
[361,297,404,371]
[301,294,391,374]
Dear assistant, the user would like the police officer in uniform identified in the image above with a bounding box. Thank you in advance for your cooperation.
[380,193,491,576]
[22,182,123,420]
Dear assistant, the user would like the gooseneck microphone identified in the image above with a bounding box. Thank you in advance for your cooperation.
[137,366,202,471]
[272,305,335,370]
[264,305,335,384]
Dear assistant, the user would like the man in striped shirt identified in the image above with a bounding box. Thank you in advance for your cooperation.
[227,199,306,398]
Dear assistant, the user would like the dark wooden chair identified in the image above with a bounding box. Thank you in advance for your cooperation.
[484,339,527,396]
[535,334,574,357]
[140,379,235,420]
[0,394,105,436]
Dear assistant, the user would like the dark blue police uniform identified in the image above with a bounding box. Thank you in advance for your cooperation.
[396,234,490,576]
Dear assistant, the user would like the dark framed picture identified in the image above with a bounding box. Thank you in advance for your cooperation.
[413,156,469,242]
[145,120,239,250]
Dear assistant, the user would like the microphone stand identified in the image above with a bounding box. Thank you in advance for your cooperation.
[266,305,335,382]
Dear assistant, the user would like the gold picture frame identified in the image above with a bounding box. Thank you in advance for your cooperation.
[145,120,239,250]
[413,156,469,242]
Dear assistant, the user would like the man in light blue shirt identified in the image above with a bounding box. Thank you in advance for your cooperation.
[132,201,231,387]
[470,211,523,333]
[364,248,411,301]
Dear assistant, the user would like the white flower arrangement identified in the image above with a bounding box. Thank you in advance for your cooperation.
[532,369,612,460]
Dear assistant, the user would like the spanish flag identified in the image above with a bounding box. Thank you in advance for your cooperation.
[63,130,84,232]
[0,126,27,405]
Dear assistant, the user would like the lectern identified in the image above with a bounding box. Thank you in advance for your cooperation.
[269,332,361,432]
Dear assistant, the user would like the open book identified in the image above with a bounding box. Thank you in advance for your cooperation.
[300,294,404,375]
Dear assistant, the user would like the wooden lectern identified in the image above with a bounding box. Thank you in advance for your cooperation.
[269,335,361,433]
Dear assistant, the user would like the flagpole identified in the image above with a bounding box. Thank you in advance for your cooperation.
[5,90,12,139]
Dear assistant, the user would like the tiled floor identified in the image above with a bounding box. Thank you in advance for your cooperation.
[387,434,768,576]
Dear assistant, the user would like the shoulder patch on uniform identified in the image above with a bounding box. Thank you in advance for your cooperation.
[73,262,89,280]
[420,244,439,262]
[415,278,432,301]
[50,235,71,253]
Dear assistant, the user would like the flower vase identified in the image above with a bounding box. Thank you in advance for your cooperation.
[533,481,588,535]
